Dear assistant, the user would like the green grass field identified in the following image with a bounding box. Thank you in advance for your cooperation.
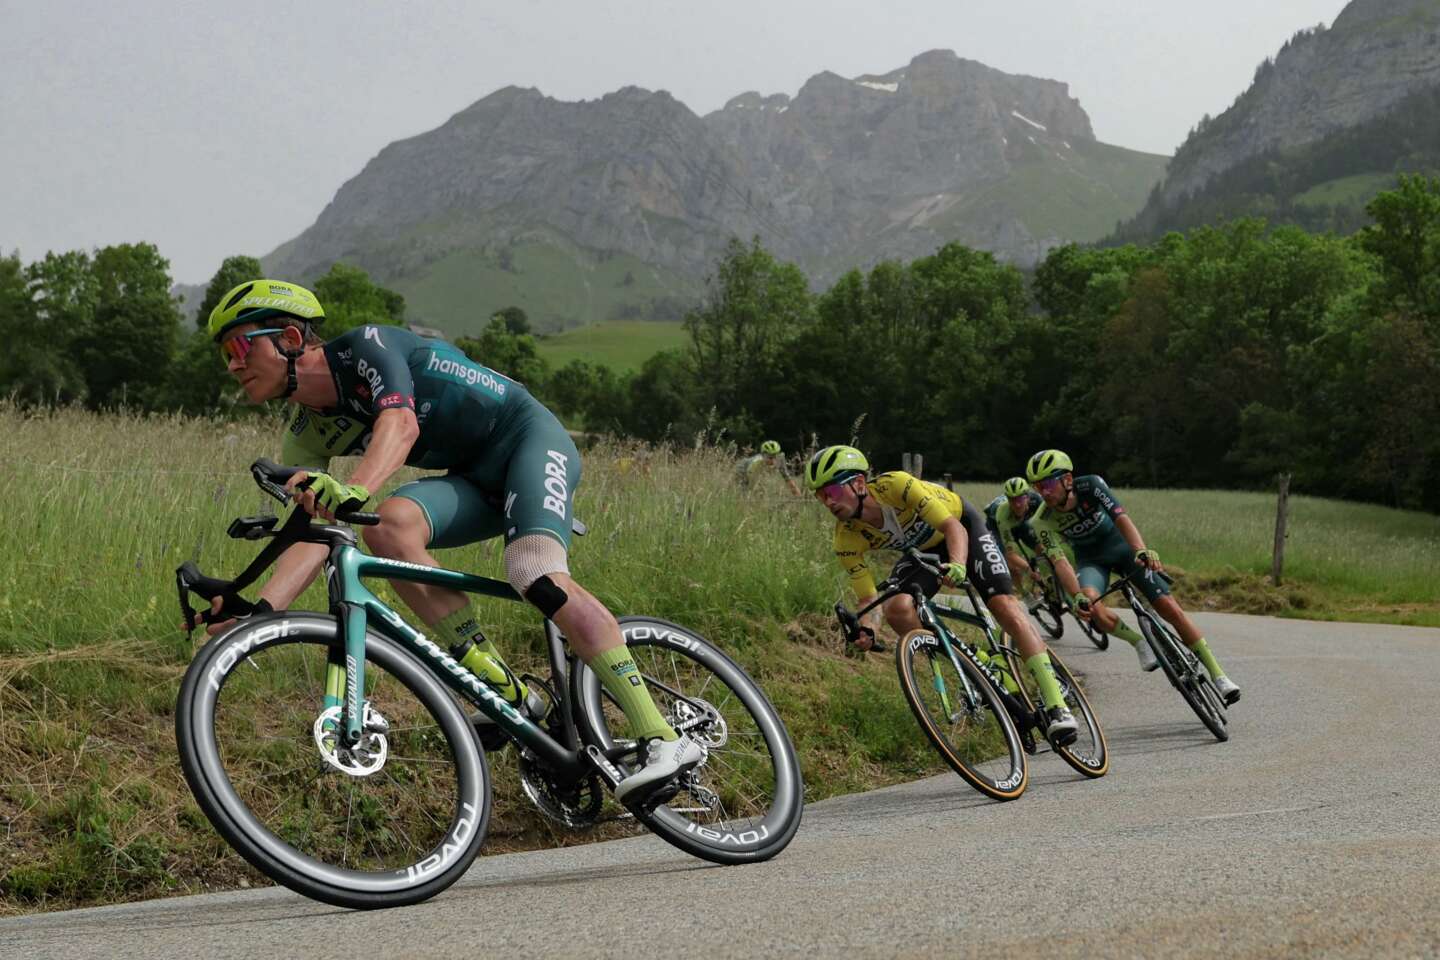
[1,408,1435,913]
[534,320,688,372]
[1291,172,1397,210]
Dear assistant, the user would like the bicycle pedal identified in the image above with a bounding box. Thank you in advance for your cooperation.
[1019,726,1038,755]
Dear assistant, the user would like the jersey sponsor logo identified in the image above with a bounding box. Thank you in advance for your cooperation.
[377,392,411,409]
[978,531,1007,576]
[289,411,309,435]
[542,450,569,518]
[425,353,508,395]
[364,326,385,348]
[356,358,384,395]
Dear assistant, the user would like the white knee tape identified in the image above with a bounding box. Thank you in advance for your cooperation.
[504,534,570,595]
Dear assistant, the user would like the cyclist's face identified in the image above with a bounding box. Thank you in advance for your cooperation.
[816,477,861,518]
[1034,474,1070,508]
[1008,493,1031,518]
[221,323,288,402]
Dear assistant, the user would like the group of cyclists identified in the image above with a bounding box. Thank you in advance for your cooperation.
[204,276,1238,807]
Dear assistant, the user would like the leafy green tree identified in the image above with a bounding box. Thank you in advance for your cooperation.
[195,255,263,329]
[455,315,549,388]
[494,306,530,335]
[21,250,98,404]
[1359,174,1440,321]
[71,243,181,408]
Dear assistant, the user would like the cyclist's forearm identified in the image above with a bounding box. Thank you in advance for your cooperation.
[347,408,420,493]
[1115,515,1146,554]
[939,516,968,569]
[259,542,329,609]
[1052,556,1082,597]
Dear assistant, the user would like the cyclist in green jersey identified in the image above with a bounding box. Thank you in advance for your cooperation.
[984,477,1048,603]
[203,279,702,800]
[1024,449,1241,705]
[735,440,801,496]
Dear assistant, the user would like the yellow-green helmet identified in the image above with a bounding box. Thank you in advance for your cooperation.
[208,279,324,342]
[1025,449,1074,483]
[760,440,781,456]
[805,445,869,490]
[1003,476,1029,497]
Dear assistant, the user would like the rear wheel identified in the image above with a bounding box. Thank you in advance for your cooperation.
[896,630,1028,801]
[1074,606,1110,650]
[573,617,803,864]
[1001,646,1109,779]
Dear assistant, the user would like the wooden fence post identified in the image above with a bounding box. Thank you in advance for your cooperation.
[914,453,924,479]
[901,452,912,474]
[1271,472,1292,586]
[943,472,953,491]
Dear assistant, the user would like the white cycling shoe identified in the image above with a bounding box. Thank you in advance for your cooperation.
[1212,675,1241,706]
[614,733,706,803]
[1134,637,1159,672]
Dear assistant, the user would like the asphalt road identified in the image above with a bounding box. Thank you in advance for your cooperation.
[4,612,1438,960]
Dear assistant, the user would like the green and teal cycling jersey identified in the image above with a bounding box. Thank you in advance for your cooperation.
[983,492,1043,556]
[281,325,579,550]
[1031,475,1169,602]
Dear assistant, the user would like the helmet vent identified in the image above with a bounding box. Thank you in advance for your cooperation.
[223,283,255,310]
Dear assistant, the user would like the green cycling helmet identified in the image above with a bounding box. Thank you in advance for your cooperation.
[805,445,869,490]
[208,279,324,342]
[760,440,781,456]
[1002,476,1029,498]
[1025,449,1074,483]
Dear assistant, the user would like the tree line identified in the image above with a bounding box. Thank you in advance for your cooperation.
[3,177,1437,511]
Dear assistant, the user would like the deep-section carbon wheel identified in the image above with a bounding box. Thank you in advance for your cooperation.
[1032,598,1065,640]
[1075,607,1110,649]
[573,617,803,864]
[176,613,491,908]
[1000,646,1109,779]
[1138,614,1229,742]
[896,630,1028,801]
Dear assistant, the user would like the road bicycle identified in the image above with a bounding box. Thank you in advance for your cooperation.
[1091,569,1229,742]
[175,459,803,909]
[833,550,1108,802]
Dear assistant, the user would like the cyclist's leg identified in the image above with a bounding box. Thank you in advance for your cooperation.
[380,475,532,704]
[494,404,690,756]
[1129,561,1235,688]
[962,505,1067,716]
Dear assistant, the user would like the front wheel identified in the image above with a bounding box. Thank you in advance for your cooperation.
[573,617,803,865]
[896,630,1028,801]
[1001,646,1109,779]
[176,613,491,909]
[1139,614,1229,742]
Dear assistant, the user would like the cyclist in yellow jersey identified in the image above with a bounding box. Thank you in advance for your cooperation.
[805,445,1078,745]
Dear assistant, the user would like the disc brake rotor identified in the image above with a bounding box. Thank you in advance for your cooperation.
[312,703,388,777]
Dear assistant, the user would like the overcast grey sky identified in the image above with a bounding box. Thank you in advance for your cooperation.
[1,0,1350,284]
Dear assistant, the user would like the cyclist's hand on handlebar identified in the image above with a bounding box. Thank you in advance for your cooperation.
[941,561,968,588]
[286,471,371,521]
[1072,592,1094,619]
[1135,548,1162,572]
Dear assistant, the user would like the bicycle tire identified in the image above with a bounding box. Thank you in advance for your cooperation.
[896,629,1028,801]
[1032,599,1064,640]
[1136,610,1229,742]
[572,617,803,865]
[176,613,491,909]
[1000,646,1109,779]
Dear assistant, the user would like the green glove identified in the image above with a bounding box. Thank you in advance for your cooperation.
[1135,548,1160,569]
[307,474,371,514]
[942,561,968,585]
[1072,592,1093,614]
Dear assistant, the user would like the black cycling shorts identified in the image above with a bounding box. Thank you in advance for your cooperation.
[890,501,1014,601]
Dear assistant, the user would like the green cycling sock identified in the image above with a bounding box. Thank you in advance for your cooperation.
[433,603,527,702]
[1025,653,1067,710]
[589,645,676,741]
[1190,637,1225,680]
[1109,620,1147,648]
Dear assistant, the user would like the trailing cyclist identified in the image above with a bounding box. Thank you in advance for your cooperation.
[204,279,702,801]
[984,477,1049,604]
[805,445,1078,745]
[1024,449,1241,705]
[736,440,801,496]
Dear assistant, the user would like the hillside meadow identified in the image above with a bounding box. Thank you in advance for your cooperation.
[0,405,1435,913]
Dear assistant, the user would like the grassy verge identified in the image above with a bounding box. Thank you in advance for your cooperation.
[1,410,1435,913]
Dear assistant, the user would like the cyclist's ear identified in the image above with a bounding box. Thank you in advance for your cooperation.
[279,324,307,351]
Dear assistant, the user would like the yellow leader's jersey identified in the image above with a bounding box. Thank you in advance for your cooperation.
[832,471,968,598]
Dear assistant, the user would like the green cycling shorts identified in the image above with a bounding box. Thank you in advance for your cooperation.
[391,395,581,551]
